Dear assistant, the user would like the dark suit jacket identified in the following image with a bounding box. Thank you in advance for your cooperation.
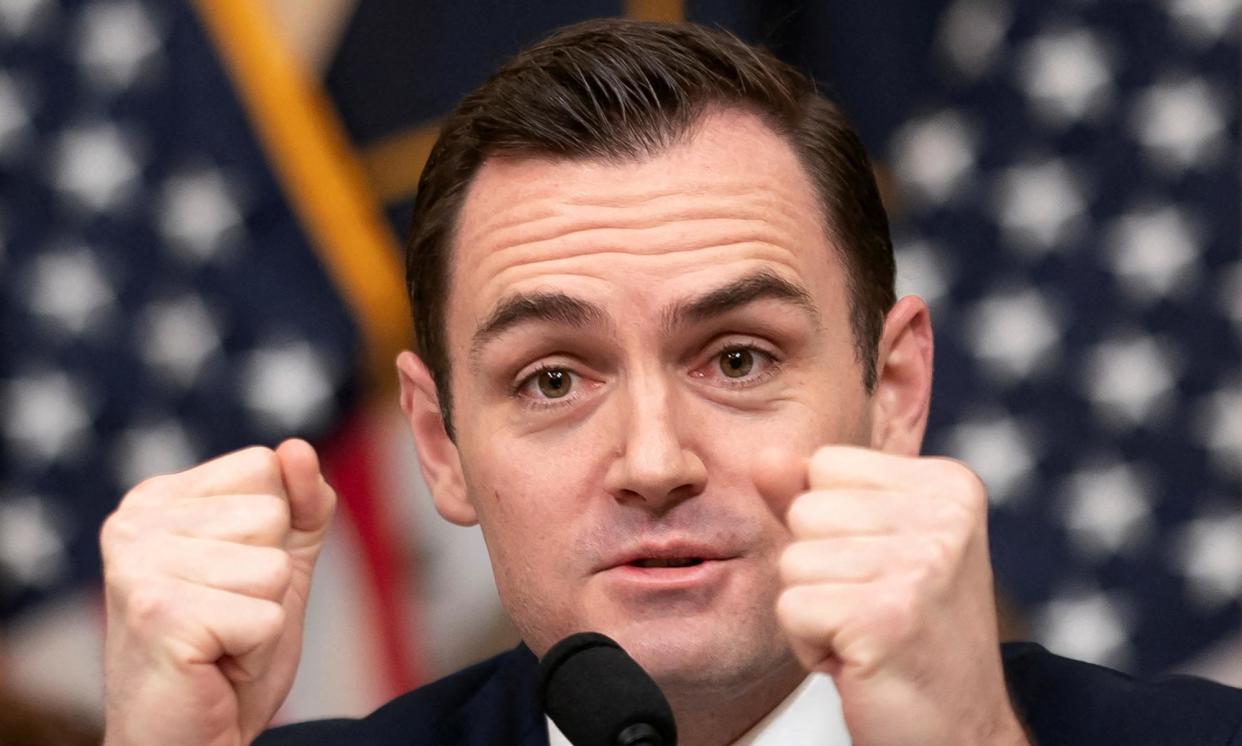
[255,642,1242,745]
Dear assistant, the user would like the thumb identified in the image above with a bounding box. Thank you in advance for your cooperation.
[275,438,336,550]
[752,447,809,514]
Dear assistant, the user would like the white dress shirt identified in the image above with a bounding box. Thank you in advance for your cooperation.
[546,672,851,745]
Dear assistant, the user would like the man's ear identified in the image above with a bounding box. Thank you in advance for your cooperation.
[397,351,477,526]
[868,296,934,456]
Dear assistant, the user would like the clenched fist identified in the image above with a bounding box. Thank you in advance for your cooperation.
[101,439,336,746]
[755,445,1027,746]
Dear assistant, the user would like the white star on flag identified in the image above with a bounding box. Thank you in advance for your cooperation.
[51,121,142,213]
[1081,334,1180,428]
[1062,460,1154,559]
[76,0,164,92]
[1193,384,1242,477]
[241,340,339,434]
[112,420,200,491]
[1167,0,1242,45]
[965,287,1063,383]
[1035,588,1133,668]
[1172,511,1242,609]
[890,110,978,206]
[0,0,54,38]
[136,294,223,388]
[2,371,95,465]
[1105,204,1202,303]
[1017,27,1115,125]
[157,166,246,264]
[934,0,1011,80]
[993,156,1088,253]
[0,497,68,589]
[1130,76,1228,172]
[26,247,117,338]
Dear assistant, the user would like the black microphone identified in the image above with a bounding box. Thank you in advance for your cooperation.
[537,632,678,746]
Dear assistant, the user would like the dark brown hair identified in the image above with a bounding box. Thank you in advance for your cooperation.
[406,18,895,435]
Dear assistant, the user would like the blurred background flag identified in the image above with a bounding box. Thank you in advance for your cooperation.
[0,0,423,727]
[0,0,1237,738]
[883,0,1241,679]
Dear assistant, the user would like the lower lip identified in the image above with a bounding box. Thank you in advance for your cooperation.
[604,559,730,590]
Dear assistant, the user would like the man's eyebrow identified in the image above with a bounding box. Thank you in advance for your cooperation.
[662,269,820,330]
[470,291,611,358]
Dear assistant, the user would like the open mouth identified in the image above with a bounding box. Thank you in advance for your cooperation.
[629,558,704,568]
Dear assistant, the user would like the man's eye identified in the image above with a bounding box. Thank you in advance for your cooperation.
[695,344,779,387]
[719,348,757,378]
[530,368,573,399]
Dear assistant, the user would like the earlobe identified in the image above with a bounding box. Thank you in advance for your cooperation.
[869,296,934,456]
[396,351,478,526]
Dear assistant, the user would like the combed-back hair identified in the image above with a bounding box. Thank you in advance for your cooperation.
[406,18,896,436]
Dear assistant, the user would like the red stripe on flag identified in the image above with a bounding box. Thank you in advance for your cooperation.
[319,409,422,696]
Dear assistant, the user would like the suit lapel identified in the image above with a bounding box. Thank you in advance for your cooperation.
[440,644,550,746]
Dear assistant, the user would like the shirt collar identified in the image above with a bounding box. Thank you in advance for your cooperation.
[546,673,850,745]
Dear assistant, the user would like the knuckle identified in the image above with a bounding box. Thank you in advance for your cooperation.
[874,587,918,641]
[237,444,277,462]
[253,600,287,637]
[904,551,938,596]
[124,584,171,631]
[920,534,957,576]
[935,458,988,510]
[256,446,283,480]
[959,474,988,513]
[249,493,292,532]
[257,550,294,595]
[235,446,283,490]
[99,511,140,551]
[125,474,168,503]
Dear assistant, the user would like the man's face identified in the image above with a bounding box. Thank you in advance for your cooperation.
[429,110,875,694]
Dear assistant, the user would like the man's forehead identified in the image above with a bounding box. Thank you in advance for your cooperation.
[442,108,837,341]
[453,108,820,253]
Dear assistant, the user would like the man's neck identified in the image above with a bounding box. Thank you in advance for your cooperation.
[662,659,808,746]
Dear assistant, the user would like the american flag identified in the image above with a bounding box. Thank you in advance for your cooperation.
[1,0,1239,729]
[889,0,1241,677]
[0,0,361,620]
[0,0,426,721]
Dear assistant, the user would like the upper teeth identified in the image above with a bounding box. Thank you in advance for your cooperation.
[635,558,700,568]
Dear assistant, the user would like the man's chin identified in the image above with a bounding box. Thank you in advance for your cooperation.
[600,616,791,694]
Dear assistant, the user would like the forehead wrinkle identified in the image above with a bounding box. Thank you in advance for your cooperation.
[462,198,818,297]
[458,166,815,261]
[482,226,800,284]
[477,240,807,311]
[462,192,807,272]
[554,179,764,208]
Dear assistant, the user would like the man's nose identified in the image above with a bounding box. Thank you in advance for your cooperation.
[603,375,707,511]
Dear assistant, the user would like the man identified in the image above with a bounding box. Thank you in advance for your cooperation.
[100,19,1242,746]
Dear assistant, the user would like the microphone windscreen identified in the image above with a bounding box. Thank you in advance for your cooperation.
[537,632,677,746]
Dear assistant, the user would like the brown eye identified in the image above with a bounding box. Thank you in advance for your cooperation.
[719,349,754,378]
[536,368,572,398]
